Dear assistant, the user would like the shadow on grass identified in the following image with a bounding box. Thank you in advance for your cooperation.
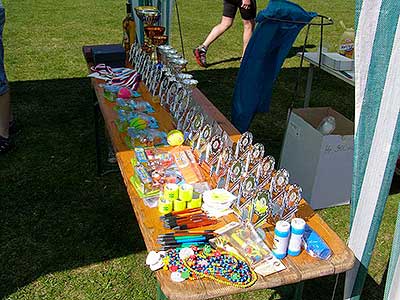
[206,56,242,67]
[0,68,369,299]
[286,44,317,58]
[205,45,317,67]
[0,78,146,299]
[300,268,387,300]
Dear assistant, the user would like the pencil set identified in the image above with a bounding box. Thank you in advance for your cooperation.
[157,230,217,250]
[160,207,217,230]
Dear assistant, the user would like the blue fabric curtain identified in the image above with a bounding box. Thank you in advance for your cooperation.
[232,0,316,133]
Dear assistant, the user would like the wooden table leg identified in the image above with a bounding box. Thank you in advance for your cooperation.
[156,282,168,300]
[291,281,304,300]
[304,65,314,108]
[93,90,119,176]
[93,93,103,176]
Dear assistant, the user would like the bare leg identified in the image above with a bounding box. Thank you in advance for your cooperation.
[0,90,10,138]
[241,19,255,58]
[202,16,234,48]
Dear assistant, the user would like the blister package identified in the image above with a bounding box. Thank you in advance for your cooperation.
[103,84,121,102]
[115,98,155,114]
[130,147,185,199]
[126,129,168,148]
[212,222,286,276]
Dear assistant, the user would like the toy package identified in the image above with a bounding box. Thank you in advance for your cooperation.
[117,110,159,128]
[103,84,121,102]
[126,128,168,148]
[169,148,204,184]
[115,98,155,114]
[212,222,286,276]
[130,147,185,200]
[115,110,160,133]
[103,84,141,102]
[130,147,205,202]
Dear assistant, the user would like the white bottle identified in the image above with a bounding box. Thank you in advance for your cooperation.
[272,220,291,259]
[317,116,336,135]
[288,218,306,256]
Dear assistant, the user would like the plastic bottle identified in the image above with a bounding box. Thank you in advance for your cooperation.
[317,116,336,135]
[288,218,306,256]
[338,21,355,59]
[272,220,290,259]
[122,2,136,53]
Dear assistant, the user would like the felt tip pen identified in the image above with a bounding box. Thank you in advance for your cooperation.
[158,237,207,244]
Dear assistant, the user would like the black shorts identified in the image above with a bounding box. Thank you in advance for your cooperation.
[223,0,256,20]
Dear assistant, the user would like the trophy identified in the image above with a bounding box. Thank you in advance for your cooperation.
[270,168,290,196]
[170,58,188,75]
[195,124,213,161]
[216,147,233,175]
[176,73,193,82]
[165,80,183,111]
[182,78,197,93]
[134,6,160,26]
[157,44,173,63]
[204,135,224,176]
[134,6,162,65]
[225,159,244,193]
[248,143,265,175]
[234,132,253,160]
[282,184,302,221]
[180,106,196,132]
[145,26,167,60]
[161,49,178,73]
[257,155,276,187]
[148,65,163,97]
[170,86,186,117]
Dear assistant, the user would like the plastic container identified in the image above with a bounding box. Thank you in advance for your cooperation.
[317,116,336,135]
[338,21,355,59]
[288,218,306,256]
[272,220,290,259]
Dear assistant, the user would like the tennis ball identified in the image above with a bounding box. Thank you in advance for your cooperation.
[118,87,132,99]
[167,130,184,146]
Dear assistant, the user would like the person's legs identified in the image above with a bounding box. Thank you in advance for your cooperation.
[194,16,234,67]
[202,16,234,49]
[194,0,237,67]
[239,0,256,58]
[241,18,255,57]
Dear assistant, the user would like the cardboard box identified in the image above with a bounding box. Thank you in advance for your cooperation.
[280,107,354,209]
[322,52,354,71]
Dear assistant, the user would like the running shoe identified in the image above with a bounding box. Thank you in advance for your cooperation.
[193,45,208,68]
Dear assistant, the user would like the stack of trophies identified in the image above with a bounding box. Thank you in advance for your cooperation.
[134,6,168,60]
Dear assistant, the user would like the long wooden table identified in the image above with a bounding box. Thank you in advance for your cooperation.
[84,46,354,300]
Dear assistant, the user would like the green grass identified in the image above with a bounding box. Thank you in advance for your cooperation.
[1,0,399,299]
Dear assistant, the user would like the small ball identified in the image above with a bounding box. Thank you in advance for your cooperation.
[167,130,184,146]
[118,87,132,99]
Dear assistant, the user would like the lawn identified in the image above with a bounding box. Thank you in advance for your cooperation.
[1,0,399,299]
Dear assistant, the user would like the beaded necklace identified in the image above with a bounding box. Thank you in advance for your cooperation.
[164,246,257,288]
